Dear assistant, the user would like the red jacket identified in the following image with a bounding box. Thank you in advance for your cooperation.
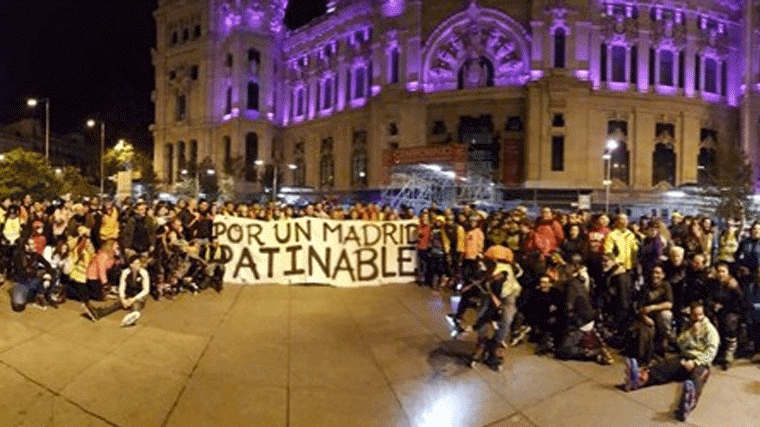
[532,219,564,258]
[417,223,431,250]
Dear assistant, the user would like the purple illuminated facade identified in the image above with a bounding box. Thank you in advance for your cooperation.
[153,0,757,194]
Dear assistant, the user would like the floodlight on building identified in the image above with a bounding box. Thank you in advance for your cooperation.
[606,139,619,151]
[254,160,264,166]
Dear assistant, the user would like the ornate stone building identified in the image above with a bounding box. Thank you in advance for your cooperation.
[152,0,756,196]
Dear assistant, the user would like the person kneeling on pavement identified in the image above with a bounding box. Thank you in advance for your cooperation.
[10,238,59,311]
[623,301,719,422]
[555,259,614,365]
[86,255,149,327]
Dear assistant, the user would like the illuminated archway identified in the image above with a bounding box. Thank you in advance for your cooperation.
[422,2,531,92]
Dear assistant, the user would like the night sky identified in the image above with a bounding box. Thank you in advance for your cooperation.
[0,0,325,156]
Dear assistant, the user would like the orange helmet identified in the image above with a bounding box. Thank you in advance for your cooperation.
[485,245,513,263]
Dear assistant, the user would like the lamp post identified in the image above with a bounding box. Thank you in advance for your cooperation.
[603,139,619,213]
[87,119,105,196]
[26,98,50,162]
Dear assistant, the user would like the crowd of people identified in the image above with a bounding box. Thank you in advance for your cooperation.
[418,204,760,422]
[4,192,760,421]
[0,194,417,325]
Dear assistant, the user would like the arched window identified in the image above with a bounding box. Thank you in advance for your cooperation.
[245,133,258,182]
[165,143,174,184]
[607,121,630,185]
[355,67,366,99]
[189,140,198,175]
[652,123,676,187]
[659,50,674,86]
[176,94,187,121]
[247,82,259,111]
[223,136,232,174]
[225,87,232,115]
[297,88,304,116]
[323,78,332,109]
[320,137,334,188]
[652,143,676,187]
[553,28,566,68]
[177,141,186,180]
[698,129,718,186]
[390,48,400,83]
[351,131,368,187]
[248,49,260,75]
[457,56,494,89]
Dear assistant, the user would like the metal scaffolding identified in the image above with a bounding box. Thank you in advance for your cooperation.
[381,165,497,212]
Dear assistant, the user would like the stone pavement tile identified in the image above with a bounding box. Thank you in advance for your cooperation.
[558,355,626,385]
[522,381,673,427]
[289,386,411,427]
[369,334,445,382]
[391,372,516,427]
[140,301,226,337]
[194,334,288,386]
[0,333,108,392]
[354,312,434,344]
[7,306,81,333]
[719,360,760,382]
[687,372,760,427]
[475,346,587,410]
[47,314,143,353]
[290,312,362,343]
[112,325,209,376]
[62,354,186,427]
[482,413,537,427]
[165,377,286,427]
[0,363,50,426]
[13,394,113,427]
[289,341,388,392]
[0,318,41,353]
[219,308,289,344]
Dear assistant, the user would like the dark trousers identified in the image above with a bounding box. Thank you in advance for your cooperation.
[454,285,482,320]
[461,259,480,285]
[645,356,710,408]
[425,252,444,288]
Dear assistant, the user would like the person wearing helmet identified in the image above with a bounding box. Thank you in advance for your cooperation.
[467,244,522,371]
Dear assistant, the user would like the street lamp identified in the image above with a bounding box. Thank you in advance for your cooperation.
[26,98,50,161]
[603,139,619,213]
[87,118,106,196]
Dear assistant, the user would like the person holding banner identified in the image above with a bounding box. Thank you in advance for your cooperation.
[416,213,432,286]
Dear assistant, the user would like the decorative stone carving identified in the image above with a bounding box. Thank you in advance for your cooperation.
[423,2,529,91]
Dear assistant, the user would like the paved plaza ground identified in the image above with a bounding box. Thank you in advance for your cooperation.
[1,282,760,427]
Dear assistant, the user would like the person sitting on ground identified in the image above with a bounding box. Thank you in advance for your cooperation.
[10,238,58,311]
[525,274,564,355]
[706,262,745,370]
[87,255,149,326]
[623,301,719,422]
[555,259,614,365]
[201,236,225,292]
[627,264,674,365]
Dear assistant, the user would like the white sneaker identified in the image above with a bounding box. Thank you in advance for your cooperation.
[121,311,141,327]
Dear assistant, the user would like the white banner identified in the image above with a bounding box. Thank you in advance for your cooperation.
[214,217,418,287]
